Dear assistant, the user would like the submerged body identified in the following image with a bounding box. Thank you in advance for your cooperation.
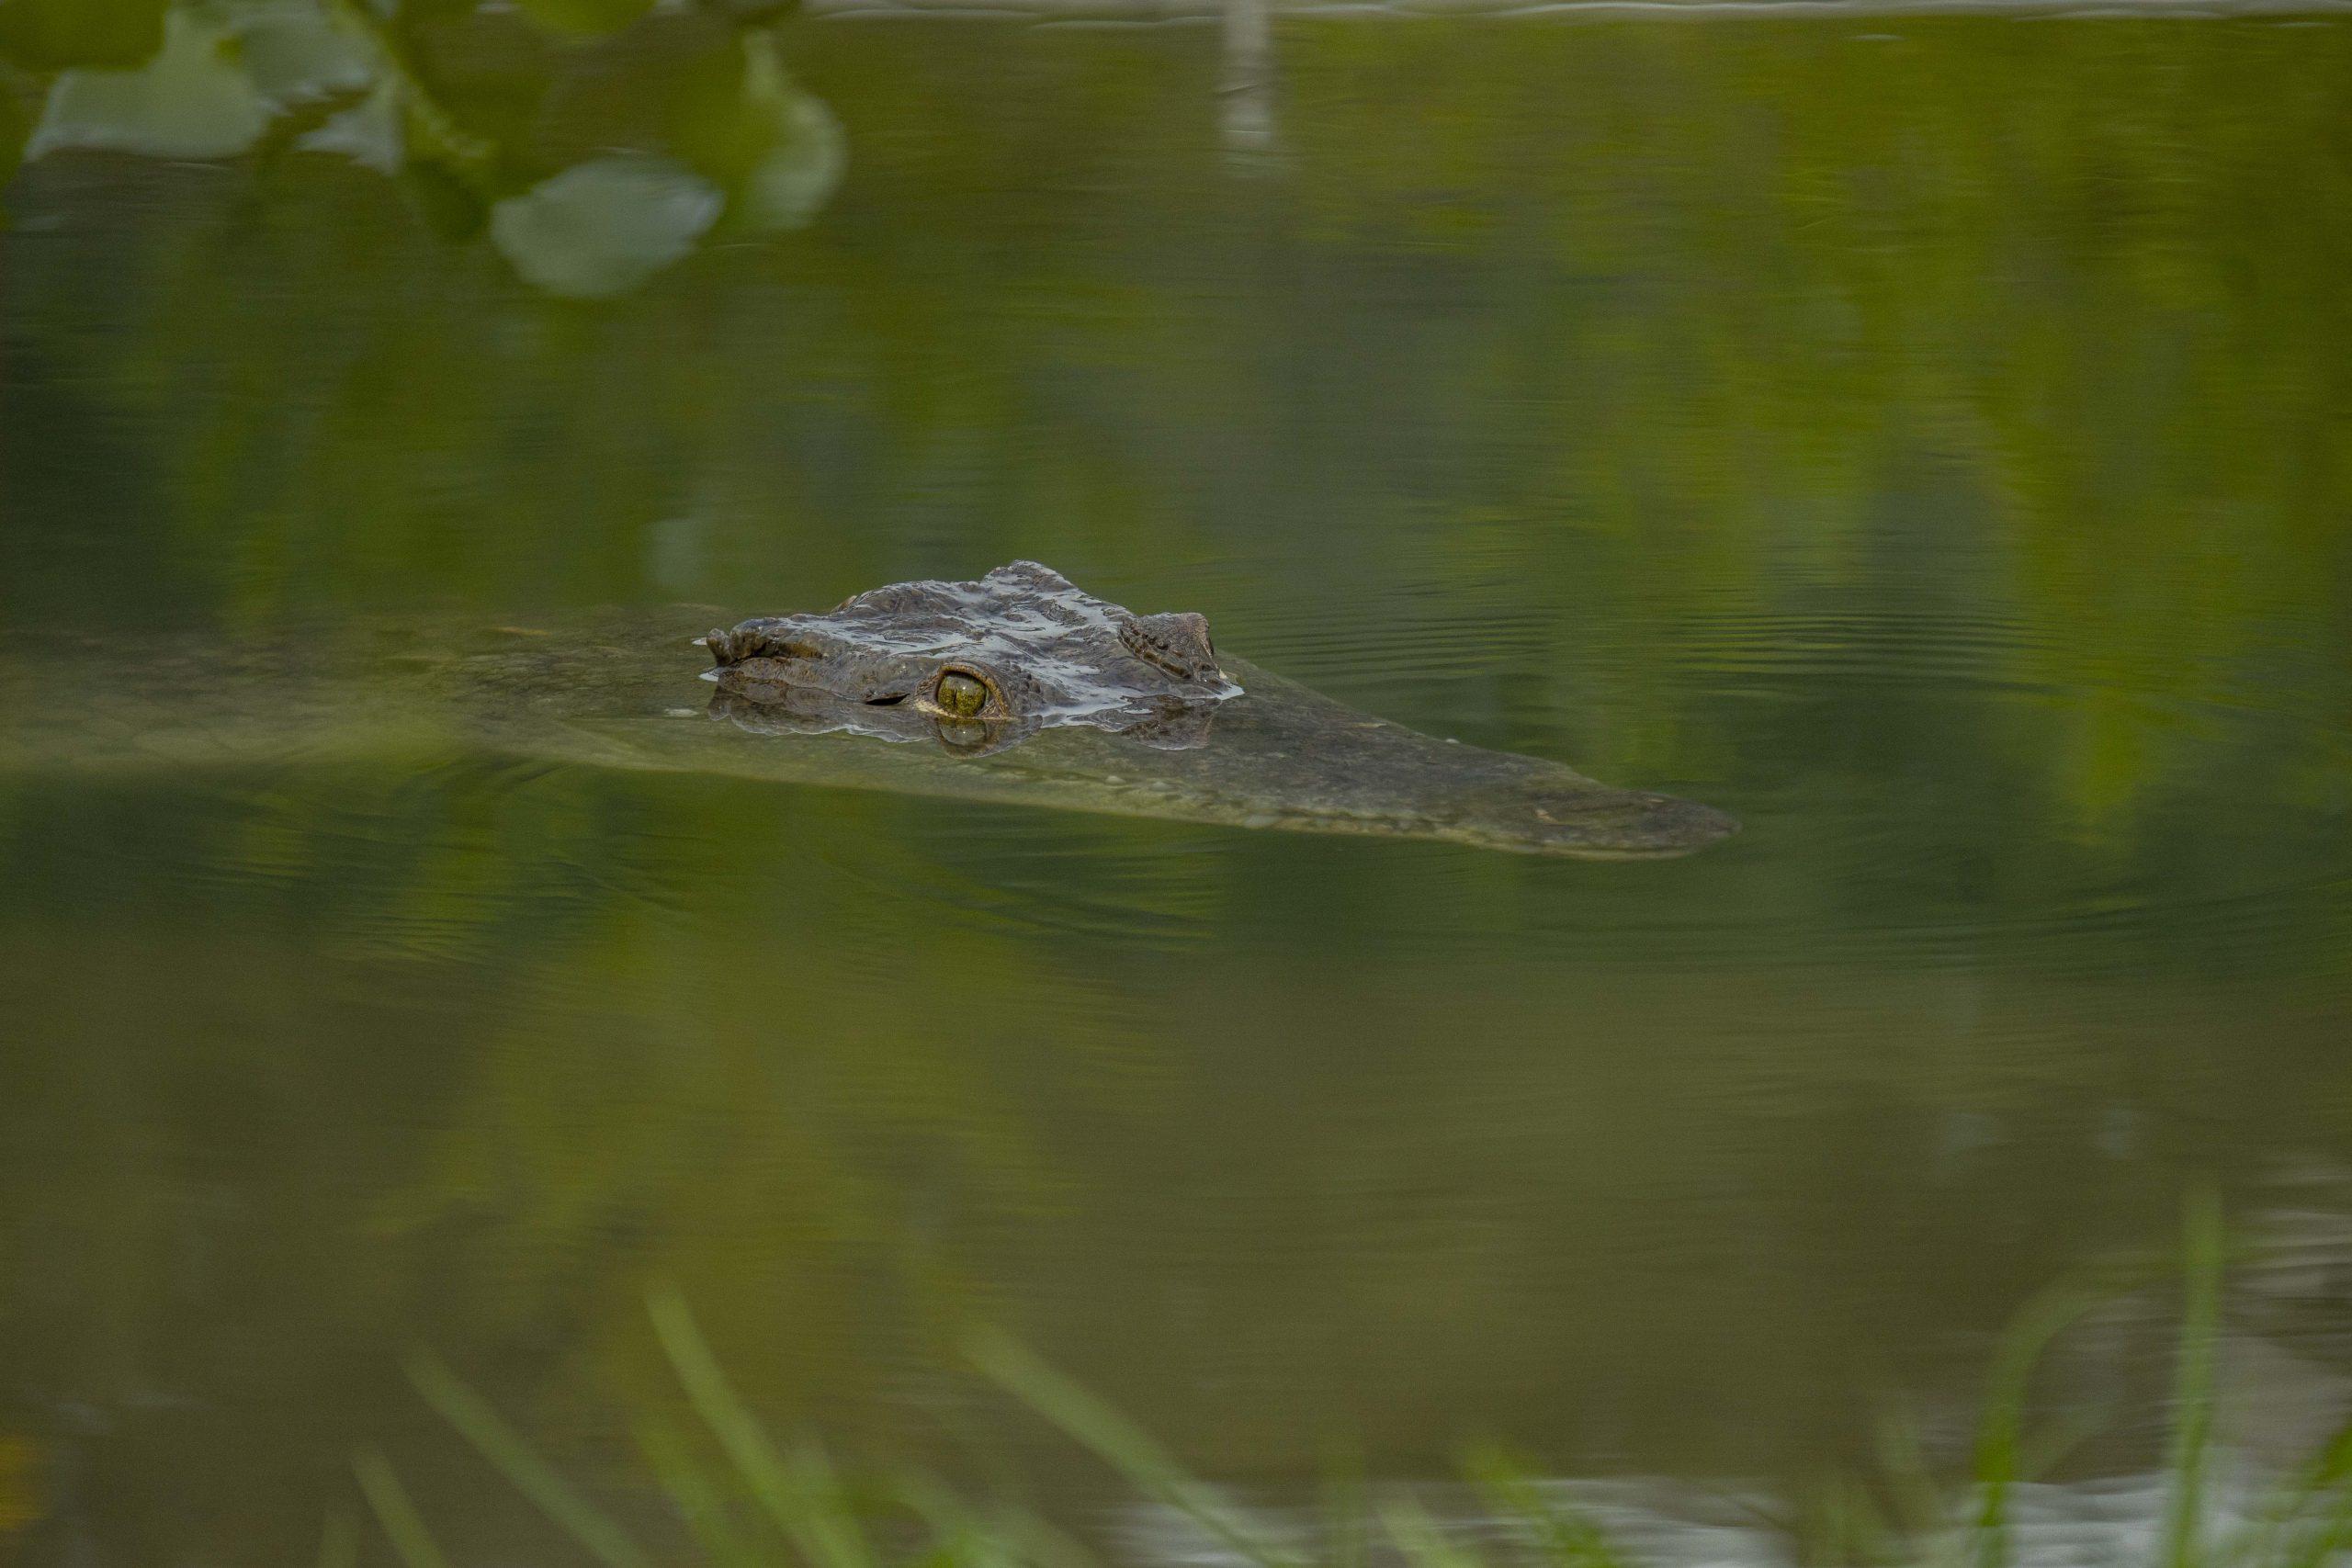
[2,567,1735,859]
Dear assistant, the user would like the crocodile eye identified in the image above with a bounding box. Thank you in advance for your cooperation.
[936,671,989,717]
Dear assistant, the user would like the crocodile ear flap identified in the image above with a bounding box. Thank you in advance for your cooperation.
[1120,612,1221,683]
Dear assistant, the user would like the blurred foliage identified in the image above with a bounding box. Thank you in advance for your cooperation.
[0,0,841,293]
[366,1219,2352,1568]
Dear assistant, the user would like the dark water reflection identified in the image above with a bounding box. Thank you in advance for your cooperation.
[4,6,2352,1561]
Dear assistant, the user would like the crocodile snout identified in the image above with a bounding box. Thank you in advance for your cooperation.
[1518,787,1739,858]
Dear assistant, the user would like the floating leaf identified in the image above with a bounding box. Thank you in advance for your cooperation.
[28,9,271,162]
[0,0,168,72]
[489,154,719,298]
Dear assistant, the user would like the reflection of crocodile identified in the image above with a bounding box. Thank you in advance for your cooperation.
[0,566,1736,858]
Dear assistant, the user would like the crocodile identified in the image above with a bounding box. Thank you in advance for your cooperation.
[0,564,1736,858]
[697,560,1241,757]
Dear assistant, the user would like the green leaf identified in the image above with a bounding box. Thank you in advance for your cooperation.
[967,1327,1303,1568]
[2162,1188,2226,1568]
[634,1416,768,1568]
[28,9,271,162]
[646,1286,877,1568]
[404,1350,656,1568]
[234,5,376,106]
[489,155,719,298]
[389,87,508,243]
[673,29,842,234]
[351,1450,456,1568]
[1377,1498,1488,1568]
[512,0,655,39]
[299,79,401,172]
[0,0,169,71]
[1462,1447,1630,1568]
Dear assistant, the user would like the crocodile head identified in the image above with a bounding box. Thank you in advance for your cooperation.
[700,560,1238,753]
[691,562,1735,857]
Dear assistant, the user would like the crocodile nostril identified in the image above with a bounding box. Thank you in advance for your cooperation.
[936,671,989,716]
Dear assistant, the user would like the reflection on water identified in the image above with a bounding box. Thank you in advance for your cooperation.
[4,0,2352,1560]
[1121,1472,2310,1568]
[5,0,842,296]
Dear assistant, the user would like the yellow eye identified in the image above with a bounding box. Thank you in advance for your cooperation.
[936,671,988,716]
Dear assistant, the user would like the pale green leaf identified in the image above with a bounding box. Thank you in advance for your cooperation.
[28,10,270,162]
[489,154,719,299]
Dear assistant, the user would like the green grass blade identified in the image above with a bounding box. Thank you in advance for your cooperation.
[892,1472,1108,1568]
[404,1350,654,1568]
[787,1438,884,1568]
[2278,1483,2352,1568]
[636,1415,767,1568]
[646,1284,876,1568]
[1800,1472,1897,1568]
[2015,1402,2116,1486]
[1871,1404,1961,1555]
[1461,1445,1627,1568]
[352,1449,455,1568]
[1319,1443,1374,1568]
[1966,1249,2165,1568]
[1378,1495,1489,1568]
[2221,1413,2352,1568]
[966,1326,1299,1568]
[878,1472,994,1568]
[2164,1188,2226,1568]
[963,1327,1191,1484]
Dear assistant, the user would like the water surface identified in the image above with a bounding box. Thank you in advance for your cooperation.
[3,7,2351,1559]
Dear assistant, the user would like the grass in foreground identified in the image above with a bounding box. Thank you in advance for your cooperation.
[348,1194,2352,1568]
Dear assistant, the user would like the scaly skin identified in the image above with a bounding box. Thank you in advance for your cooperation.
[0,568,1736,859]
[698,560,1239,755]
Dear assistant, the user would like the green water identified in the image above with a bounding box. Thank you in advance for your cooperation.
[4,4,2352,1558]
